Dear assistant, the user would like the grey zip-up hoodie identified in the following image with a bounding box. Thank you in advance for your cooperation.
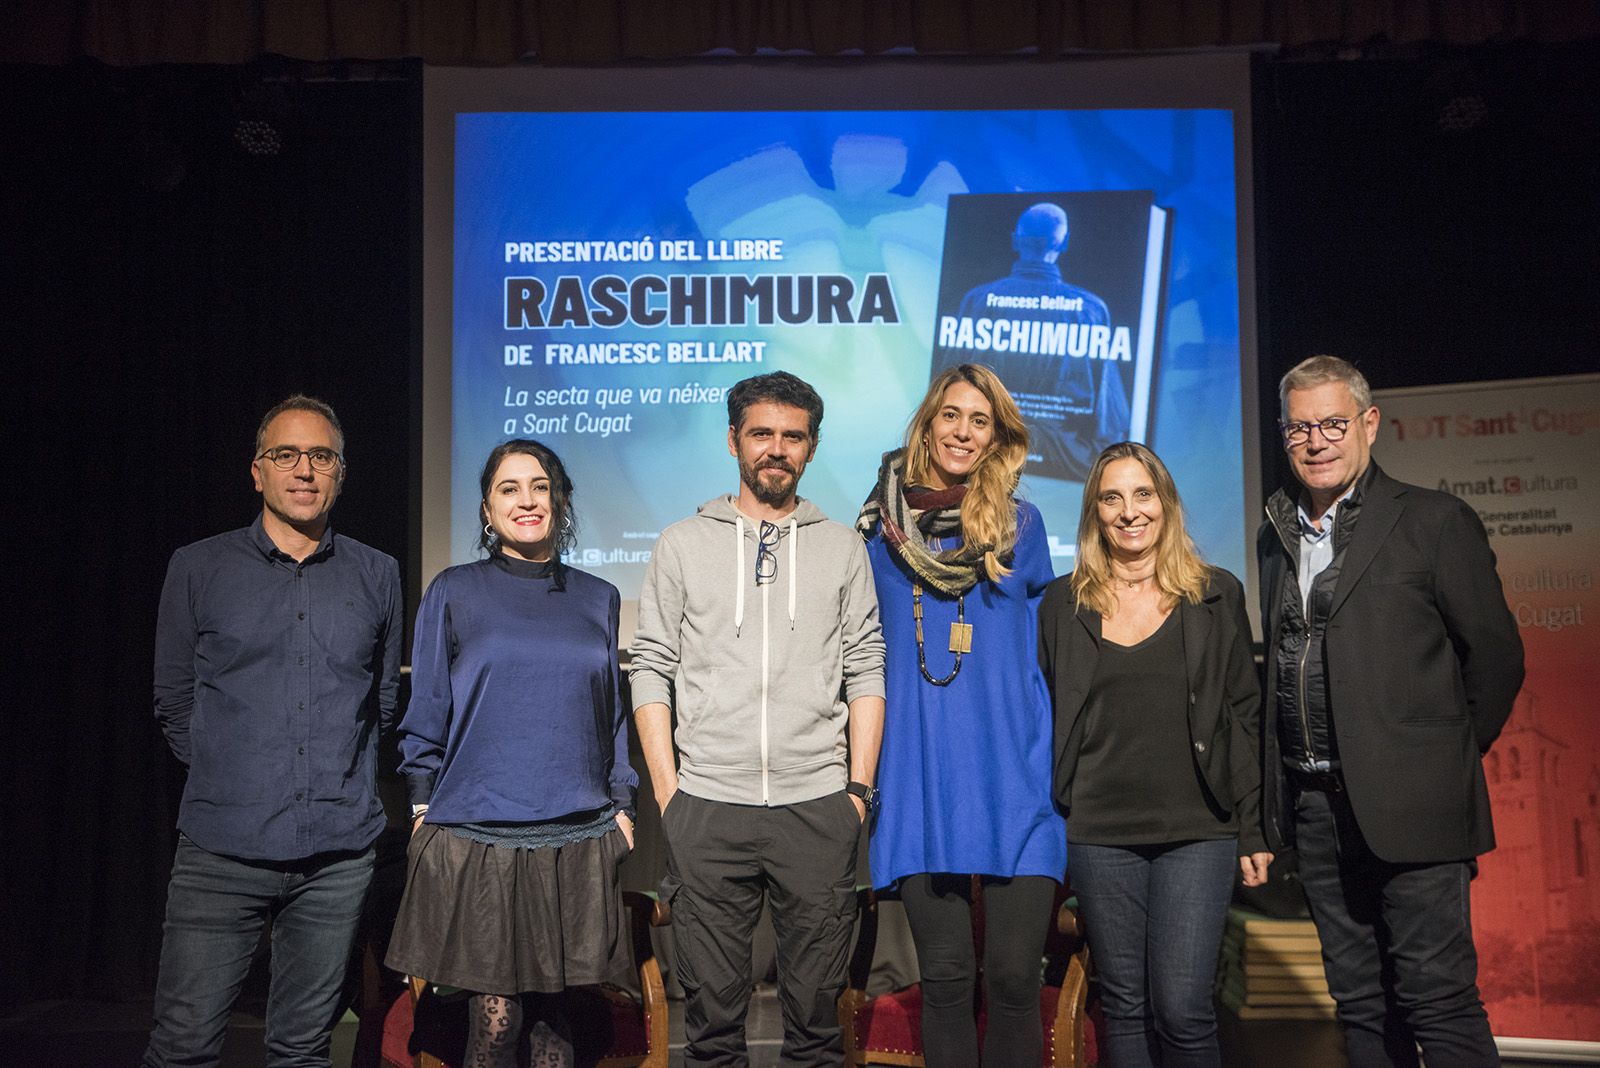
[629,495,886,806]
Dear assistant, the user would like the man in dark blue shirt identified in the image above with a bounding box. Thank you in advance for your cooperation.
[144,395,402,1068]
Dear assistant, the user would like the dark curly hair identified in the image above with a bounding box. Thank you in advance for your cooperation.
[727,371,824,438]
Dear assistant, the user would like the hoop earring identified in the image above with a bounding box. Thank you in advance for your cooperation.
[483,522,495,539]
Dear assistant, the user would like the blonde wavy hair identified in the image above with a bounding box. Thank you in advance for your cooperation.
[903,364,1030,582]
[1071,441,1213,616]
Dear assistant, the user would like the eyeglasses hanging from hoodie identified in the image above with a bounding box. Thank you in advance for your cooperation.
[756,521,780,585]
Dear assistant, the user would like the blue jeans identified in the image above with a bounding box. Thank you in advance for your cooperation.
[1294,782,1497,1068]
[142,835,374,1068]
[1069,839,1237,1068]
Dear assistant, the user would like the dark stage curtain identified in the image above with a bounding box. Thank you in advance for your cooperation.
[3,0,1598,66]
[1249,42,1600,492]
[0,64,419,1007]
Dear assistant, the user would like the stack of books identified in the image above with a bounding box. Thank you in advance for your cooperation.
[1216,907,1337,1019]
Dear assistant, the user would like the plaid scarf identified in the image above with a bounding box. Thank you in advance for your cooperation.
[855,448,993,597]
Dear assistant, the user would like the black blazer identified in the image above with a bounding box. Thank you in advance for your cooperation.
[1257,464,1525,863]
[1037,569,1266,854]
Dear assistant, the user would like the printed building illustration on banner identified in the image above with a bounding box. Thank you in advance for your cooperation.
[929,190,1170,482]
[1475,689,1600,1034]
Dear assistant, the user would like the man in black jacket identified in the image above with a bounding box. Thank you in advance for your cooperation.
[1258,356,1523,1067]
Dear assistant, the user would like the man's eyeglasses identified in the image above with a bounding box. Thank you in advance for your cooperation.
[1279,415,1362,446]
[755,521,780,585]
[256,446,342,473]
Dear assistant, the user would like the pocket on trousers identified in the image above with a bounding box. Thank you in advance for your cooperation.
[657,803,685,907]
[837,788,865,836]
[660,790,687,831]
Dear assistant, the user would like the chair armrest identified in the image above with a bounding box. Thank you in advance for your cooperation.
[619,890,671,1066]
[623,889,672,927]
[1056,899,1085,944]
[1050,946,1091,1068]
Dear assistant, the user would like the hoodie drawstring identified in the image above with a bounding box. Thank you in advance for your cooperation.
[787,517,797,623]
[734,515,746,632]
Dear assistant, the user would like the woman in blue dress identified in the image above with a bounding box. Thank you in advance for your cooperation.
[857,363,1066,1067]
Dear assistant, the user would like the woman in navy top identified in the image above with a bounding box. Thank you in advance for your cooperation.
[1038,442,1271,1068]
[858,364,1065,1067]
[386,439,637,1068]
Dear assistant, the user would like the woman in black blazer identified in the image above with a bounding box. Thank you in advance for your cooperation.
[1038,442,1271,1068]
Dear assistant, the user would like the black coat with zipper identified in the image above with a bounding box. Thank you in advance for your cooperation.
[1257,462,1525,863]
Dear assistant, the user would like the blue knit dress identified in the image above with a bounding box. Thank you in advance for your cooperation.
[866,500,1066,889]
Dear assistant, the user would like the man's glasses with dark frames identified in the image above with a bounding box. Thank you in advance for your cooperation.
[1279,413,1365,447]
[256,446,343,473]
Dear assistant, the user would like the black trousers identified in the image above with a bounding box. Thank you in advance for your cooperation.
[899,873,1058,1068]
[1294,781,1498,1068]
[660,790,861,1068]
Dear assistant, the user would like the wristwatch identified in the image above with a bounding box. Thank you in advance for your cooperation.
[844,780,878,811]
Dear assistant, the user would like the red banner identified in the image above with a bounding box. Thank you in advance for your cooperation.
[1374,375,1600,1052]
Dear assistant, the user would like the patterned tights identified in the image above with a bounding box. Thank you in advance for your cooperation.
[463,992,574,1068]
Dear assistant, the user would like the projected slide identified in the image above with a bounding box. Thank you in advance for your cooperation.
[450,107,1247,597]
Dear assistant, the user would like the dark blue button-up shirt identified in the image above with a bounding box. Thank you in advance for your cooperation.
[153,516,403,861]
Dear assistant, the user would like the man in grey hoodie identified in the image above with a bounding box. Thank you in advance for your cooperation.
[631,371,886,1067]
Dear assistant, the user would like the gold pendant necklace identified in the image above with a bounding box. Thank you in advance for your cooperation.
[913,582,969,686]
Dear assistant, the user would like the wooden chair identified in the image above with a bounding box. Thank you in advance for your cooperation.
[838,878,1097,1067]
[378,890,672,1068]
